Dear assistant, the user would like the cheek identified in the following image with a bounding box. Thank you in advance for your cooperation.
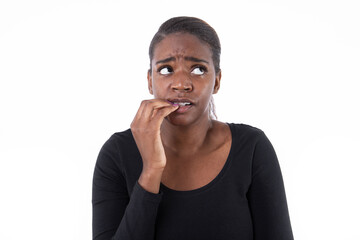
[195,81,215,106]
[197,78,216,94]
[151,80,167,97]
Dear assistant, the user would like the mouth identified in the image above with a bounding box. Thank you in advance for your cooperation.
[167,99,194,113]
[167,99,194,106]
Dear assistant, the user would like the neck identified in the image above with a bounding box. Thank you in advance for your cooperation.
[160,116,213,156]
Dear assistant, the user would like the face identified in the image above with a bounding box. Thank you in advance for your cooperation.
[148,32,221,126]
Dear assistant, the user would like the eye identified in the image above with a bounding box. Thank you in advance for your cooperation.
[191,66,207,75]
[158,66,173,75]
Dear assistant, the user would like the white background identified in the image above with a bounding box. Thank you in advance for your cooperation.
[1,0,359,239]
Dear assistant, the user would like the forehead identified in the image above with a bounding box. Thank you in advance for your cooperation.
[152,33,213,62]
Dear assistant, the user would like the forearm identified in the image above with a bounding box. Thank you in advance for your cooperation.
[112,181,163,240]
[93,134,164,240]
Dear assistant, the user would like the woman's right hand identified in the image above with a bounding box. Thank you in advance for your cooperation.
[130,99,178,193]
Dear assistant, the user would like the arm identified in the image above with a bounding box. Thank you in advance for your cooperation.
[93,100,178,240]
[92,137,163,240]
[247,132,294,240]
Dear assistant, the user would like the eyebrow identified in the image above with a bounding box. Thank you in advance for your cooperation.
[155,56,209,65]
[184,56,209,64]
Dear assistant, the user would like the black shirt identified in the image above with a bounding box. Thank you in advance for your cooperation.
[92,123,294,239]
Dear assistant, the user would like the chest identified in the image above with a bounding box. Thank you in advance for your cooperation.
[161,140,231,191]
[156,184,253,240]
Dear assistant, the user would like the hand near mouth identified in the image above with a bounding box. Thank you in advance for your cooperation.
[130,99,178,193]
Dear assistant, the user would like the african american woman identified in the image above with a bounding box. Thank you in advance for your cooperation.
[92,16,294,240]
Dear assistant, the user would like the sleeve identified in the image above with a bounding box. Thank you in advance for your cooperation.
[247,132,294,240]
[92,136,163,240]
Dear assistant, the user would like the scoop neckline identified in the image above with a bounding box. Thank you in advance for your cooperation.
[159,122,236,196]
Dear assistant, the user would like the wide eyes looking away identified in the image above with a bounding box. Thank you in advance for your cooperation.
[158,66,207,76]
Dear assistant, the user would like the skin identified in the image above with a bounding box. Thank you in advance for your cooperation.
[131,33,231,193]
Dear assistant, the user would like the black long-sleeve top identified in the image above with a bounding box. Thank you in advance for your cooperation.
[92,123,294,240]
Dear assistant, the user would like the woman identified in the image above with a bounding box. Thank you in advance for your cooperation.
[92,16,294,240]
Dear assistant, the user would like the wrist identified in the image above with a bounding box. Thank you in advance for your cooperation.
[138,168,164,194]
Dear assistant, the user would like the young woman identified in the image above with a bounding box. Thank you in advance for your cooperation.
[92,16,294,240]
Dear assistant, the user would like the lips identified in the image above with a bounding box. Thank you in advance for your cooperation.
[167,98,194,113]
[167,98,194,106]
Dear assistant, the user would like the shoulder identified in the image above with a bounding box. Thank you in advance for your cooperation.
[228,123,263,132]
[226,123,279,167]
[227,123,266,142]
[103,128,136,151]
[95,129,142,182]
[97,129,139,167]
[229,124,278,162]
[108,128,134,143]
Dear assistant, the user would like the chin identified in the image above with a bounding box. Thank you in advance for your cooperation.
[165,114,195,126]
[165,111,210,127]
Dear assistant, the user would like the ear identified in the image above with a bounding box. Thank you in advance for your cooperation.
[147,69,153,95]
[213,70,221,94]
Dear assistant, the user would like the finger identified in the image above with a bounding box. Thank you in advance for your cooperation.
[151,105,179,127]
[141,100,173,120]
[132,99,174,128]
[132,100,149,127]
[150,104,176,119]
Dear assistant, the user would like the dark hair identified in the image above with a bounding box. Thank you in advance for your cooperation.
[149,16,221,74]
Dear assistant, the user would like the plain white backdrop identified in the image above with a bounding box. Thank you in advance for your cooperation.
[1,0,359,239]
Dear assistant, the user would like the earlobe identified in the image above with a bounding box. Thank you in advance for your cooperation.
[147,70,153,95]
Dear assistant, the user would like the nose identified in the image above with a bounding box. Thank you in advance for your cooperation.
[171,71,193,92]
